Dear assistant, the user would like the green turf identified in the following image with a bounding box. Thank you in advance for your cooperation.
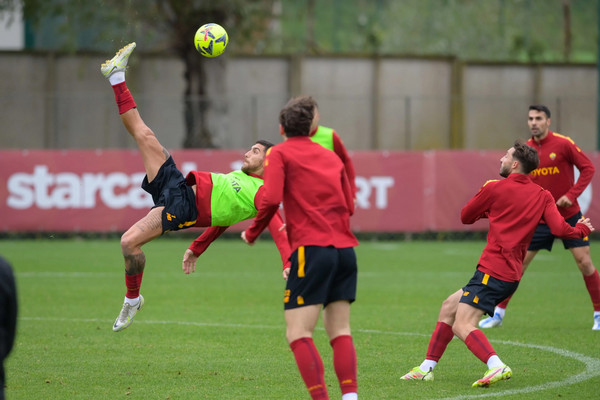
[3,238,600,399]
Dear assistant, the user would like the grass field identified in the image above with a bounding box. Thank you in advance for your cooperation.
[2,237,600,399]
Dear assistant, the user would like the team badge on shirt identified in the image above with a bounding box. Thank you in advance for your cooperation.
[549,152,556,160]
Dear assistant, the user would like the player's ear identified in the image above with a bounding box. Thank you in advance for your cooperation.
[279,124,285,137]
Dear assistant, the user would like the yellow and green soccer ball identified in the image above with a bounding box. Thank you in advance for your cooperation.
[194,23,228,58]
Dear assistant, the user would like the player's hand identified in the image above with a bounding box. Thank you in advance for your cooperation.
[241,230,254,245]
[577,217,595,232]
[182,249,198,274]
[556,195,573,208]
[283,267,290,280]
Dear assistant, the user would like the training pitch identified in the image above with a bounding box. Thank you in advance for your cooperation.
[3,237,600,399]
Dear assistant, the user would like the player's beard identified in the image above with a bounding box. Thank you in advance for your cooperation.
[241,160,253,174]
[241,164,257,174]
[499,164,510,178]
[530,125,548,139]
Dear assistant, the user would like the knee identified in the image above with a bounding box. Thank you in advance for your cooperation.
[451,324,466,341]
[440,296,457,316]
[285,331,295,344]
[120,231,137,254]
[575,257,595,274]
[286,329,303,345]
[286,325,314,344]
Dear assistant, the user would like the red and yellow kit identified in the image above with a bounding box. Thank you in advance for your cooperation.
[461,173,591,282]
[526,131,595,219]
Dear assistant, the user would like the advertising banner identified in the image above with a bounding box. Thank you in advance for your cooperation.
[1,149,598,233]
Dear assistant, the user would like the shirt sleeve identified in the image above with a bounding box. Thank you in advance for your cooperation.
[566,142,595,202]
[341,168,355,216]
[266,211,292,270]
[188,226,229,256]
[542,191,591,238]
[460,181,494,224]
[332,131,357,197]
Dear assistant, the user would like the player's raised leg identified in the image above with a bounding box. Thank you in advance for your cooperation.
[101,42,170,182]
[101,43,168,331]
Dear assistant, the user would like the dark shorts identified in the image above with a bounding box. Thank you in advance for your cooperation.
[141,156,198,233]
[460,268,519,316]
[528,211,589,251]
[284,246,357,310]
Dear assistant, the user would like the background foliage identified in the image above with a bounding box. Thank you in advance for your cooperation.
[4,0,597,62]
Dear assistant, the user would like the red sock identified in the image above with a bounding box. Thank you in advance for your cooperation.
[464,329,496,364]
[330,335,357,395]
[112,82,137,114]
[583,269,600,311]
[290,338,328,400]
[497,295,512,309]
[425,321,454,362]
[125,271,143,299]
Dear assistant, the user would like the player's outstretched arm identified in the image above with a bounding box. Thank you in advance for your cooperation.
[184,226,229,274]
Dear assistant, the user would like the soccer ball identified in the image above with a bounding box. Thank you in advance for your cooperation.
[194,23,228,58]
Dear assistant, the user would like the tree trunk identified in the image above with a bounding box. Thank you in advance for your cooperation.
[182,46,214,148]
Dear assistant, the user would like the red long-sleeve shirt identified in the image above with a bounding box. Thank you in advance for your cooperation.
[526,131,595,219]
[461,173,591,282]
[244,136,358,252]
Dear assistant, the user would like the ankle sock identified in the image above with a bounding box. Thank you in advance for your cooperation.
[419,359,437,372]
[124,296,140,306]
[486,354,504,369]
[109,71,125,85]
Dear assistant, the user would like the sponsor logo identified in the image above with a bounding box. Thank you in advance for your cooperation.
[7,165,151,210]
[5,164,396,212]
[355,176,395,209]
[530,166,560,177]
